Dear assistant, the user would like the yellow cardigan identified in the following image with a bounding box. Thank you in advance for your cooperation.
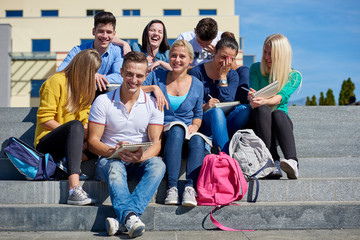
[34,72,90,147]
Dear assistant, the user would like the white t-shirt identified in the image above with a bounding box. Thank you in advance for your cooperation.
[89,87,164,148]
[176,30,223,66]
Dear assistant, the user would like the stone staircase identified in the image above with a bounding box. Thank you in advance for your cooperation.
[0,106,359,231]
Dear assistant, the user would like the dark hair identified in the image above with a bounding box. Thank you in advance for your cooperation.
[195,18,218,41]
[141,19,170,54]
[221,31,235,40]
[94,11,116,29]
[215,36,239,53]
[122,51,148,68]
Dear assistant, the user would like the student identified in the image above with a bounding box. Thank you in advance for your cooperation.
[58,11,127,92]
[248,33,302,179]
[114,19,171,72]
[190,36,251,153]
[34,49,101,205]
[143,39,204,207]
[87,52,165,238]
[177,17,222,67]
[221,31,250,104]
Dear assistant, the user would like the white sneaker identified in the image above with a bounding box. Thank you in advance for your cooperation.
[182,186,197,207]
[164,187,180,205]
[280,159,299,179]
[105,217,126,236]
[125,215,145,238]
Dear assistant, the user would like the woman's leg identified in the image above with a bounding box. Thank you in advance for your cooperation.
[227,104,251,138]
[185,135,205,188]
[163,125,185,189]
[36,120,84,189]
[200,108,229,152]
[251,105,272,148]
[271,110,297,161]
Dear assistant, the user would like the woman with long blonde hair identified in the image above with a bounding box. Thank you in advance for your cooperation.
[248,33,302,179]
[34,49,101,205]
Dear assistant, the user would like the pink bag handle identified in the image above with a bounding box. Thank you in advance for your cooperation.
[209,206,254,231]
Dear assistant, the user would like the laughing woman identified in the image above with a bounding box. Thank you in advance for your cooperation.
[143,39,204,207]
[248,33,302,179]
[34,49,101,205]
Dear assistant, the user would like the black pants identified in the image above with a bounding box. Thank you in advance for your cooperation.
[250,105,298,162]
[36,120,84,175]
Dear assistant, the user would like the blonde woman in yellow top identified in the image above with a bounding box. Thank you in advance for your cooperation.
[34,49,101,205]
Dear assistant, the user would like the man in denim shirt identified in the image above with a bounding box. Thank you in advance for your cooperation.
[58,11,129,91]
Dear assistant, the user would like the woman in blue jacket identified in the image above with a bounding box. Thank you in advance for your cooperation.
[143,39,204,207]
[189,36,251,153]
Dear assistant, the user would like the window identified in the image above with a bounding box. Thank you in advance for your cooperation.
[41,10,59,17]
[6,10,23,17]
[31,80,46,97]
[122,39,138,46]
[168,39,176,47]
[81,39,93,45]
[199,9,217,16]
[32,39,50,52]
[163,9,181,16]
[123,9,140,16]
[86,9,104,16]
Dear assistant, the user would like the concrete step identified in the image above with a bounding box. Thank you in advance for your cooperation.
[0,107,37,123]
[0,202,359,231]
[2,156,359,180]
[0,176,359,205]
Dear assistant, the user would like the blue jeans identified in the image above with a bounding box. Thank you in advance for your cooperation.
[201,104,251,153]
[163,125,205,189]
[96,156,165,225]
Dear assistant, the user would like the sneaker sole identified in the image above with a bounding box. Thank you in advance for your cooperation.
[280,161,297,179]
[106,218,117,236]
[164,199,180,205]
[182,201,197,207]
[128,224,145,238]
[67,198,92,206]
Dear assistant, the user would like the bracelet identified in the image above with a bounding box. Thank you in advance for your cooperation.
[192,123,200,129]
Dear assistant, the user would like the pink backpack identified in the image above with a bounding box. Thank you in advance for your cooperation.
[197,152,252,231]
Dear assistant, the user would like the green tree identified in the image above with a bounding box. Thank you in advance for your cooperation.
[306,96,311,106]
[338,78,356,105]
[311,95,317,106]
[319,92,326,106]
[325,89,336,105]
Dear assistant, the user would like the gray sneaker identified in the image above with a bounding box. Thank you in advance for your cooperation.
[266,161,283,179]
[164,187,180,205]
[67,186,95,205]
[182,186,197,207]
[105,217,126,236]
[125,215,145,238]
[280,159,299,179]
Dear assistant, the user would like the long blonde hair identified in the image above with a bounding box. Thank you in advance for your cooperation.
[62,49,101,113]
[260,34,292,91]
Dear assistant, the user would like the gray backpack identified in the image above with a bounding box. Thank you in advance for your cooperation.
[229,129,276,179]
[229,129,276,202]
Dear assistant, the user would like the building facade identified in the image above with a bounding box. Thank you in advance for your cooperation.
[0,0,243,107]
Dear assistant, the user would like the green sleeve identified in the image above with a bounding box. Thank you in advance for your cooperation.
[277,70,302,105]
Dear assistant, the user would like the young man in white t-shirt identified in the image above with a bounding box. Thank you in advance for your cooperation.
[176,17,222,67]
[87,51,165,238]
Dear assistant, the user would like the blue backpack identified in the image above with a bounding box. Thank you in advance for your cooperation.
[4,137,56,180]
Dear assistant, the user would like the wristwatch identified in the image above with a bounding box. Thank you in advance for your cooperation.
[220,78,228,85]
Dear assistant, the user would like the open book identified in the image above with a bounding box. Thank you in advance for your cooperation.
[108,142,153,159]
[253,80,279,98]
[206,101,240,114]
[164,121,212,147]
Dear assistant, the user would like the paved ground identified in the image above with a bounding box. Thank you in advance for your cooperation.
[0,229,359,240]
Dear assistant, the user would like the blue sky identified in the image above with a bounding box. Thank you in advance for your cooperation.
[235,0,360,104]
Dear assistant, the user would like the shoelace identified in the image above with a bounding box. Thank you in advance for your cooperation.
[184,187,197,197]
[74,186,88,198]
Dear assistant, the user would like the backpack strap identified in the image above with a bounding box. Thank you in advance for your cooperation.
[209,205,254,232]
[247,159,274,202]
